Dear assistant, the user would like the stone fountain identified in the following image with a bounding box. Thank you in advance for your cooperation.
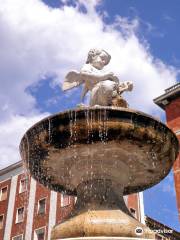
[20,49,179,240]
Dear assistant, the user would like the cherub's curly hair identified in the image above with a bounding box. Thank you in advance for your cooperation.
[86,48,111,65]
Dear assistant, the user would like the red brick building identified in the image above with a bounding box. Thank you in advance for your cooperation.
[0,161,145,240]
[154,82,180,221]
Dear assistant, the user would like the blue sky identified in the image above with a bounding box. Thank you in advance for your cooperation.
[42,0,180,68]
[0,0,179,231]
[104,0,180,65]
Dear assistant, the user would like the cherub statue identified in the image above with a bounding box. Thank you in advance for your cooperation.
[62,48,133,107]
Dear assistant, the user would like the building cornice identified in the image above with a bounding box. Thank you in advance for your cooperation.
[145,215,180,239]
[153,83,180,110]
[0,161,23,176]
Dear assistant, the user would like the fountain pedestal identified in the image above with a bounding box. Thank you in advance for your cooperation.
[51,180,154,239]
[19,107,179,240]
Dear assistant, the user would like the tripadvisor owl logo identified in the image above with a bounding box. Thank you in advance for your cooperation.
[135,226,143,236]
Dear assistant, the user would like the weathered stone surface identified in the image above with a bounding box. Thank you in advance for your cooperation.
[19,107,179,239]
[51,179,155,239]
[20,107,178,195]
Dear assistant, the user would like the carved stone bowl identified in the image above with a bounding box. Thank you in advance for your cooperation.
[19,107,179,239]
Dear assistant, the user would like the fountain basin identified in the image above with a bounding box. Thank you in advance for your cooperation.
[19,107,179,239]
[20,107,178,195]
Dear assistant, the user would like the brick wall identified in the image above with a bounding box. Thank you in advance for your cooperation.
[166,97,180,128]
[127,193,140,220]
[32,183,51,240]
[56,193,74,225]
[165,97,180,220]
[10,174,29,239]
[0,179,11,240]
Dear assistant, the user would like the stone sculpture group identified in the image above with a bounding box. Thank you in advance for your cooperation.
[62,48,133,108]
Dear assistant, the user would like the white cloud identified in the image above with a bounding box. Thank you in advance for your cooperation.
[0,0,178,169]
[161,172,176,196]
[162,184,174,194]
[162,13,175,22]
[112,16,139,35]
[0,113,48,169]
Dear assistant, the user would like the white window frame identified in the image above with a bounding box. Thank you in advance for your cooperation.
[0,186,8,201]
[15,207,24,223]
[37,197,46,215]
[156,235,166,240]
[156,235,163,240]
[34,226,46,240]
[0,214,4,229]
[19,178,28,193]
[12,234,23,240]
[129,207,137,218]
[61,193,71,207]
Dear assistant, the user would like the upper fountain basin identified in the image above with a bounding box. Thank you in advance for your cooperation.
[20,107,179,196]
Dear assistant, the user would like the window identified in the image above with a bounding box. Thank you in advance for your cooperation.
[19,178,28,193]
[16,207,24,223]
[12,234,23,240]
[37,198,46,214]
[61,194,71,207]
[156,235,165,240]
[34,227,45,240]
[0,215,4,229]
[130,207,137,218]
[0,186,8,201]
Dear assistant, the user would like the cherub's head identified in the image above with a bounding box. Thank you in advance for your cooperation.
[86,48,111,70]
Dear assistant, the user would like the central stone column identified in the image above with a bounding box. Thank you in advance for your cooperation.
[51,180,155,239]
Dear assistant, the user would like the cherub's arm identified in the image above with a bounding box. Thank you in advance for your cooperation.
[118,81,133,94]
[80,64,118,83]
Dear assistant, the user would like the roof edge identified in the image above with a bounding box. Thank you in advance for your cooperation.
[153,83,180,110]
[0,160,23,176]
